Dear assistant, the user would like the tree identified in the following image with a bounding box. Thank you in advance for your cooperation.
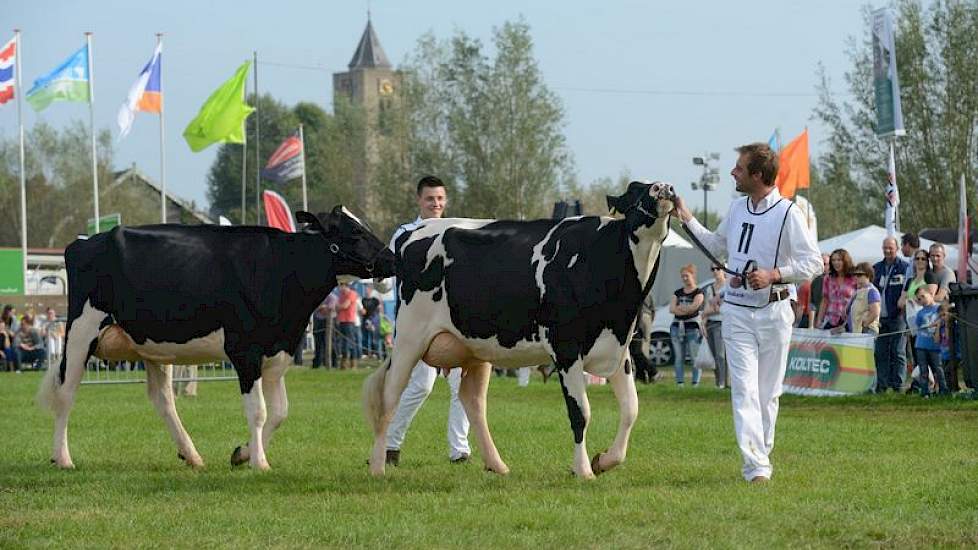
[391,19,573,222]
[814,0,978,235]
[0,121,114,248]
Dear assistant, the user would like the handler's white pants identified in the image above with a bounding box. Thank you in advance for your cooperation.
[721,300,793,481]
[385,360,471,460]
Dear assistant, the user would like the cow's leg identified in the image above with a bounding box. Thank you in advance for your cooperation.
[40,301,106,469]
[557,361,594,479]
[145,362,203,468]
[591,361,638,475]
[458,361,509,474]
[227,351,271,471]
[367,342,426,477]
[260,353,290,451]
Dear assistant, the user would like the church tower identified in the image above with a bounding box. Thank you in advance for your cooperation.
[333,18,400,213]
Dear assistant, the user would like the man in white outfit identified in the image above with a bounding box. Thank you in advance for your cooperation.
[674,143,821,483]
[385,175,471,465]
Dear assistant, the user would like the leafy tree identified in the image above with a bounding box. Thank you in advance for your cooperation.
[814,0,978,235]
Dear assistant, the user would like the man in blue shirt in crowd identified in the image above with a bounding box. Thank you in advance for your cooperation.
[872,236,910,393]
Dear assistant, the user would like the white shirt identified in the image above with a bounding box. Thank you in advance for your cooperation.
[685,187,823,285]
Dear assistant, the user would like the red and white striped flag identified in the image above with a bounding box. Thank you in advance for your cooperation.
[262,190,295,233]
[0,36,15,106]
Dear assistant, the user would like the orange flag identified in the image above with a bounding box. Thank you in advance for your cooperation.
[775,129,809,199]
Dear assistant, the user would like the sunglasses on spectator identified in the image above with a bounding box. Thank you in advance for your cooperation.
[711,267,722,272]
[915,256,928,261]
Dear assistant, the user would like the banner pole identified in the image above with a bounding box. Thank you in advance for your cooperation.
[299,124,308,212]
[157,33,167,223]
[86,32,100,234]
[253,51,261,225]
[240,74,247,225]
[15,29,27,291]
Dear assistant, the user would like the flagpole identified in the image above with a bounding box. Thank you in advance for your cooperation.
[157,33,167,223]
[86,32,99,234]
[253,51,261,225]
[885,137,899,235]
[15,29,27,292]
[240,74,247,225]
[299,123,308,212]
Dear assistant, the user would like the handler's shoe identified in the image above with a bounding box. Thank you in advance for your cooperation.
[749,475,770,484]
[385,449,400,466]
[450,453,470,464]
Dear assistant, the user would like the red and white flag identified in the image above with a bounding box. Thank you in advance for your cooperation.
[0,36,15,106]
[262,190,295,233]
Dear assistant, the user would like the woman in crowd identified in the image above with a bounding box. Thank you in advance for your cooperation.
[669,263,704,386]
[814,248,857,330]
[701,265,728,388]
[842,262,881,334]
[897,249,938,355]
[0,318,14,372]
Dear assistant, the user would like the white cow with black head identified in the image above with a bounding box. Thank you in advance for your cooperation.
[365,181,675,478]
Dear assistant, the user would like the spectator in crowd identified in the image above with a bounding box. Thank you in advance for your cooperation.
[669,263,704,386]
[842,263,880,334]
[41,307,64,364]
[900,232,920,272]
[311,297,332,369]
[1,305,19,334]
[912,286,947,397]
[0,319,14,372]
[814,249,856,330]
[361,285,382,358]
[702,265,728,388]
[939,302,962,392]
[326,288,340,368]
[898,249,937,364]
[802,254,830,329]
[873,236,910,393]
[928,243,956,303]
[384,175,471,465]
[335,283,360,369]
[379,312,393,358]
[14,314,46,371]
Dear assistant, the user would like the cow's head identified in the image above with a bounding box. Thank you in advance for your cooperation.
[296,207,396,282]
[606,180,676,226]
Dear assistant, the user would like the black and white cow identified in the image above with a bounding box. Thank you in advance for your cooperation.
[37,207,395,471]
[365,181,675,478]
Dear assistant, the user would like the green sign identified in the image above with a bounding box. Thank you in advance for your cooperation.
[0,249,25,295]
[87,213,122,236]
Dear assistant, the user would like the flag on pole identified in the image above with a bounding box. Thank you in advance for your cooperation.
[25,44,90,111]
[774,129,809,199]
[182,61,254,152]
[0,36,15,106]
[958,175,969,282]
[117,43,162,138]
[767,129,780,152]
[261,131,304,183]
[262,190,295,232]
[872,8,906,138]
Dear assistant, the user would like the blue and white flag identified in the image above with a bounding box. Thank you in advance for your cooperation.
[26,44,90,111]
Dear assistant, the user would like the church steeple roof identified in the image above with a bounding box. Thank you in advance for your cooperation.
[348,19,391,70]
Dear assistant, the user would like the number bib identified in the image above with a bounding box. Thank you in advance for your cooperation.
[724,197,794,308]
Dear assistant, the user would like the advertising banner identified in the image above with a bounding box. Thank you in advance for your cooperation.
[783,328,876,396]
[0,249,25,295]
[872,7,906,138]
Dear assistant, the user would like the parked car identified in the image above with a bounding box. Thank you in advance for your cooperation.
[646,279,714,367]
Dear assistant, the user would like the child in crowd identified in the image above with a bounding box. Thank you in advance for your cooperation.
[912,286,947,397]
[843,262,880,334]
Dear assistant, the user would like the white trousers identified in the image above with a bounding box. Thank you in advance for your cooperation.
[721,300,793,481]
[385,360,471,459]
[516,367,531,387]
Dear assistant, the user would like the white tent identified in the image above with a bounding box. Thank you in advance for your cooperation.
[818,225,958,267]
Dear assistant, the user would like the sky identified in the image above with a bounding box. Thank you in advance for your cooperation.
[3,0,868,221]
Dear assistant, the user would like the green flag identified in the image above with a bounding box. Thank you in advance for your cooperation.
[182,61,255,152]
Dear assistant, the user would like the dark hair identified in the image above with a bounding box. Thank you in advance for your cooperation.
[901,232,919,248]
[852,262,874,279]
[734,143,779,186]
[416,175,445,196]
[828,248,855,278]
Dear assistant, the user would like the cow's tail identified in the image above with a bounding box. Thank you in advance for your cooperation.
[35,359,61,413]
[363,356,391,435]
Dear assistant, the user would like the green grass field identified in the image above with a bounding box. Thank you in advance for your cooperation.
[2,365,978,548]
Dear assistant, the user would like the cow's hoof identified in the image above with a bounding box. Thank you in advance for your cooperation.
[369,463,386,477]
[591,451,612,475]
[230,446,248,467]
[177,452,185,461]
[51,458,75,469]
[251,460,271,472]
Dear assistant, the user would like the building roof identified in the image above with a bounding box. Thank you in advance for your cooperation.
[348,19,391,70]
[110,165,214,225]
